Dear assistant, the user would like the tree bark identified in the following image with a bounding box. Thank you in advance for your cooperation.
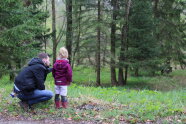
[23,0,31,7]
[110,0,118,86]
[102,35,107,67]
[52,0,57,64]
[66,0,73,64]
[124,0,131,84]
[44,0,48,53]
[118,0,131,85]
[96,0,101,86]
[72,4,82,69]
[8,62,16,81]
[134,67,139,77]
[153,0,159,18]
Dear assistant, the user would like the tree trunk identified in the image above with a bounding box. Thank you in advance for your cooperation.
[52,0,57,64]
[118,0,131,86]
[23,0,31,7]
[118,25,126,85]
[153,0,159,18]
[102,34,107,67]
[96,0,101,86]
[110,0,118,86]
[118,21,125,85]
[134,67,139,77]
[124,65,128,83]
[72,5,82,69]
[8,62,16,81]
[0,72,2,79]
[123,0,131,84]
[66,0,73,64]
[44,0,48,53]
[153,0,160,49]
[118,68,124,85]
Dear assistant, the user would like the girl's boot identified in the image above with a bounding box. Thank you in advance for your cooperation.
[61,101,68,108]
[55,100,61,109]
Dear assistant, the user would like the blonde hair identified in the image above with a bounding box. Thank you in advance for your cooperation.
[59,47,68,58]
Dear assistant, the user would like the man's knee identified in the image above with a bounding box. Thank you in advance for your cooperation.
[46,90,54,99]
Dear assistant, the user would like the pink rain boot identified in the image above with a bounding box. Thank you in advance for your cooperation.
[61,102,68,109]
[55,101,61,109]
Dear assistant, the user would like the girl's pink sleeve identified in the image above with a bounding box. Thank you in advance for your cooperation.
[67,64,72,83]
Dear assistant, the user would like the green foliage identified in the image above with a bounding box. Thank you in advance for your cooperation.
[0,0,48,75]
[0,68,185,123]
[70,0,186,78]
[127,0,160,74]
[155,0,186,68]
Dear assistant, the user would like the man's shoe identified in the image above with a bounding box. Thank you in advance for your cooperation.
[18,101,30,111]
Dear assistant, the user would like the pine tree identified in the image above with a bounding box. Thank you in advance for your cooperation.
[0,0,48,79]
[154,0,186,72]
[66,0,73,64]
[127,0,159,76]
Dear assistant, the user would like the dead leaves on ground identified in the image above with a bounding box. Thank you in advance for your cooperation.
[0,99,185,124]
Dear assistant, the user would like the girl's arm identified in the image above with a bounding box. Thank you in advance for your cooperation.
[66,64,72,83]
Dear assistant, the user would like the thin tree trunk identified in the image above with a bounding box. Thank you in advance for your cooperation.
[118,25,125,84]
[72,5,82,69]
[102,36,107,67]
[52,0,57,64]
[134,67,139,77]
[44,0,48,53]
[8,62,16,81]
[153,0,159,18]
[0,72,2,79]
[153,0,160,48]
[96,0,101,86]
[110,0,118,86]
[66,0,73,64]
[123,0,131,84]
[124,65,128,83]
[118,0,131,85]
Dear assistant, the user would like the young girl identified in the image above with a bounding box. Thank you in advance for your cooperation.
[52,47,72,108]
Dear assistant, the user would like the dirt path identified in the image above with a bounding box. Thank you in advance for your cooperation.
[0,119,93,124]
[0,116,94,124]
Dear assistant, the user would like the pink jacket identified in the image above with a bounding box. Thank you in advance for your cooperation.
[52,59,72,86]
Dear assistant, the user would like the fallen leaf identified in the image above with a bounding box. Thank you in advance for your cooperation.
[67,117,72,121]
[146,119,153,122]
[119,116,126,121]
[177,120,181,123]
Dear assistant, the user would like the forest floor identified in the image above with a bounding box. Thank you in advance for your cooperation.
[0,115,83,124]
[0,112,185,124]
[0,68,185,124]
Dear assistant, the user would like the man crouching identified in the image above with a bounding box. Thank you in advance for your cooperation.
[12,53,53,110]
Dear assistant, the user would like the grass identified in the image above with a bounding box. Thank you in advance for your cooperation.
[0,67,186,123]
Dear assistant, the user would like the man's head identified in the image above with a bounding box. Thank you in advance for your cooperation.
[38,53,50,67]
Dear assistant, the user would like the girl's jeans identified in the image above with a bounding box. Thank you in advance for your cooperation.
[17,89,53,105]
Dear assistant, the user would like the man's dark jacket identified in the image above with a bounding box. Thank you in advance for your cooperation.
[14,58,51,94]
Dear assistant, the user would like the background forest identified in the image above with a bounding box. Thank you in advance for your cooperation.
[0,0,186,123]
[0,0,186,85]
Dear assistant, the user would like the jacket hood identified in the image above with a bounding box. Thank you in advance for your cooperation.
[28,58,44,66]
[56,59,69,63]
[54,59,69,69]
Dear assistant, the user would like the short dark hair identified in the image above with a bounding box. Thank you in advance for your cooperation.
[38,53,49,59]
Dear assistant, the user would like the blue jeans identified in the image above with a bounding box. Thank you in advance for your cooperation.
[17,89,53,105]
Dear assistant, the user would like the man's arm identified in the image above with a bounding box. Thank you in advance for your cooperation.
[47,67,53,73]
[52,64,56,77]
[32,66,46,90]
